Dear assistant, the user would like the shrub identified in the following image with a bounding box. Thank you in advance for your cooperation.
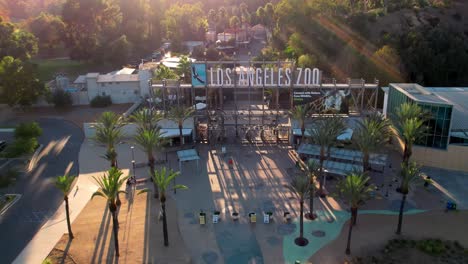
[90,95,112,108]
[2,137,38,158]
[14,122,42,139]
[417,239,446,255]
[0,168,19,188]
[52,88,73,108]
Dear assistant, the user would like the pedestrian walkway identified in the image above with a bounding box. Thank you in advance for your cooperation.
[12,140,142,263]
[12,170,99,264]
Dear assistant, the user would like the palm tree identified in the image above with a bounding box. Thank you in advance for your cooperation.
[394,103,427,166]
[229,16,240,46]
[337,172,374,255]
[134,127,166,199]
[289,105,311,144]
[287,173,311,246]
[168,106,194,145]
[55,174,75,239]
[93,111,124,167]
[301,159,319,220]
[176,55,192,83]
[91,168,128,257]
[396,162,420,235]
[208,9,219,33]
[139,167,187,246]
[307,116,346,194]
[353,113,391,172]
[131,109,162,132]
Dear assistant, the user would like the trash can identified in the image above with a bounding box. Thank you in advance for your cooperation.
[249,212,256,223]
[199,212,206,225]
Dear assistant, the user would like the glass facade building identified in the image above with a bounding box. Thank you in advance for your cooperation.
[387,84,453,149]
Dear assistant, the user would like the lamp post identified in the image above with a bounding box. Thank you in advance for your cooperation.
[131,146,136,181]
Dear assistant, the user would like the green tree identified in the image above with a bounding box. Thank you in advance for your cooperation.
[208,9,218,32]
[353,113,391,172]
[107,35,132,67]
[396,162,420,235]
[131,109,163,132]
[297,54,318,68]
[229,15,240,44]
[289,105,311,143]
[92,167,128,257]
[287,173,310,246]
[0,17,38,60]
[168,106,194,145]
[134,127,166,198]
[153,65,178,81]
[399,25,468,86]
[27,12,65,56]
[337,172,373,255]
[307,116,346,194]
[139,167,187,246]
[62,0,122,61]
[14,122,42,139]
[162,3,207,41]
[51,88,73,108]
[0,56,45,107]
[303,159,319,220]
[55,174,75,239]
[285,33,304,59]
[394,103,427,166]
[176,55,192,83]
[93,111,124,168]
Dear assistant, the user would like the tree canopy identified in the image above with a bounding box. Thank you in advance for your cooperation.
[0,56,45,107]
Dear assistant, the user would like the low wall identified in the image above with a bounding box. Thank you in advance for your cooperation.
[412,145,468,172]
[83,117,195,139]
[391,128,468,172]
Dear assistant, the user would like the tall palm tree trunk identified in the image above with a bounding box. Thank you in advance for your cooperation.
[396,194,407,234]
[179,124,184,145]
[300,122,305,145]
[161,197,169,246]
[110,204,120,257]
[308,183,315,219]
[318,146,325,194]
[149,154,159,199]
[363,152,370,173]
[64,196,74,239]
[345,208,355,255]
[403,142,411,166]
[299,199,304,239]
[352,207,358,226]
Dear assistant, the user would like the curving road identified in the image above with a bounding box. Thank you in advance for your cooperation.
[0,118,83,264]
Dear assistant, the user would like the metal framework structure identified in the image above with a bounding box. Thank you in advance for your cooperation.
[149,61,380,144]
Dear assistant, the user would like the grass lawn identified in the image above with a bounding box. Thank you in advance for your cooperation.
[31,58,114,82]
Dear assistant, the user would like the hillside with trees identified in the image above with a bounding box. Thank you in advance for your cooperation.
[0,0,468,88]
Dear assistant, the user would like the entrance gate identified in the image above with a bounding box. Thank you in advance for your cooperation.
[150,61,380,145]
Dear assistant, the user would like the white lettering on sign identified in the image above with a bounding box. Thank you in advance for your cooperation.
[205,67,320,87]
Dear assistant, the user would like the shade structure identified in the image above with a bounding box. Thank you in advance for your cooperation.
[297,143,387,174]
[177,149,200,173]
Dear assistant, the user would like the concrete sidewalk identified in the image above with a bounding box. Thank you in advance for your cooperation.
[12,140,145,264]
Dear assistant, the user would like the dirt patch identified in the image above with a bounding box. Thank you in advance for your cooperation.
[44,237,77,264]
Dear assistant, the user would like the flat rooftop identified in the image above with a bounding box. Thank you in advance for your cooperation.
[390,84,468,131]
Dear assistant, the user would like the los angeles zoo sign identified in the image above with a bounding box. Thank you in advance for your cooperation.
[191,64,321,87]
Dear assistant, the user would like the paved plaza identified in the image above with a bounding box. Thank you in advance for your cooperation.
[16,139,468,264]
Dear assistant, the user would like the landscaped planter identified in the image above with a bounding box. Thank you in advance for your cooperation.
[0,194,21,216]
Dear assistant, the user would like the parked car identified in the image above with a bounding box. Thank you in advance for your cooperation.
[0,141,7,152]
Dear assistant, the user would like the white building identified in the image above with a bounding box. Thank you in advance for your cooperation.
[74,68,151,104]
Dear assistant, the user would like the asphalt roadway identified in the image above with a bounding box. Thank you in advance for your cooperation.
[0,118,83,264]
